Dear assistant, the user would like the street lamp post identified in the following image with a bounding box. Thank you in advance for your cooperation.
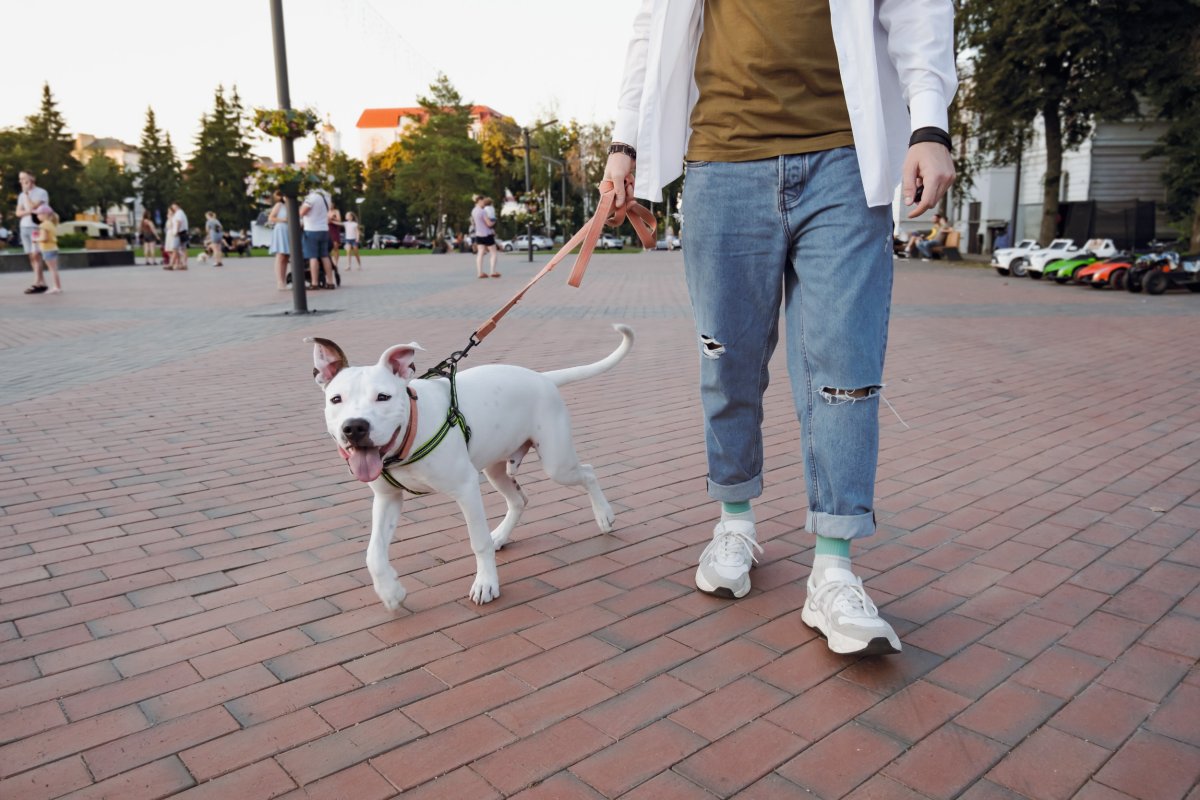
[519,118,557,262]
[542,156,566,239]
[269,0,308,313]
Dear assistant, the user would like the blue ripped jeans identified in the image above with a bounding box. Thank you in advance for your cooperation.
[681,147,893,541]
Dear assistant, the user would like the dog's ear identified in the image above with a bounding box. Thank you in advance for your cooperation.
[379,342,424,380]
[305,337,349,387]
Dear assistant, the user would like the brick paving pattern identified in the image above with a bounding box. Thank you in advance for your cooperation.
[1,252,1197,799]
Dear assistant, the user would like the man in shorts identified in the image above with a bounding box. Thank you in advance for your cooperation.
[300,187,335,289]
[15,171,50,293]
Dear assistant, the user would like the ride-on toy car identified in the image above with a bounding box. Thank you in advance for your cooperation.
[1075,253,1138,289]
[1127,250,1200,294]
[1041,239,1118,283]
[1028,239,1116,280]
[1011,239,1074,278]
[991,239,1040,276]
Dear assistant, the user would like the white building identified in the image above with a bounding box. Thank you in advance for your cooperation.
[355,105,506,160]
[954,117,1169,253]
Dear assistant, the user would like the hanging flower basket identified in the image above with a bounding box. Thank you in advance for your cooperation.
[248,164,329,198]
[253,107,320,140]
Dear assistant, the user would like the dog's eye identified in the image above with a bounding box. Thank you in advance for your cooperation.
[329,395,342,404]
[376,393,392,402]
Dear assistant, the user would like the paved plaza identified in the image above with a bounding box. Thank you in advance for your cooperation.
[0,249,1197,799]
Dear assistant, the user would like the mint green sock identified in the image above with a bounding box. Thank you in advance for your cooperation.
[815,535,851,559]
[722,501,751,515]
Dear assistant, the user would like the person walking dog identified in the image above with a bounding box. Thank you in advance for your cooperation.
[605,0,957,655]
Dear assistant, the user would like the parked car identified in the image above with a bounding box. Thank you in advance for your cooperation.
[598,233,625,250]
[497,238,514,252]
[375,234,400,249]
[401,234,431,248]
[991,238,1039,276]
[512,234,555,251]
[1075,254,1138,289]
[1041,239,1119,283]
[1127,250,1200,295]
[655,235,681,251]
[1022,239,1077,279]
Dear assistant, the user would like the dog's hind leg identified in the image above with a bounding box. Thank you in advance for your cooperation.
[483,462,527,549]
[537,425,615,533]
[368,490,407,611]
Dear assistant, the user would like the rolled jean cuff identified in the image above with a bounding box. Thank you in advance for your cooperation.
[805,509,875,540]
[707,474,762,503]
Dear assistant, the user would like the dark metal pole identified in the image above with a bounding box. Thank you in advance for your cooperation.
[523,127,533,262]
[270,0,308,312]
[1010,143,1023,245]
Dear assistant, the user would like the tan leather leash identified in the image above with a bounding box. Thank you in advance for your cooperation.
[472,179,658,343]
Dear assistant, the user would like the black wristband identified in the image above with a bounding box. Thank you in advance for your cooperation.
[909,126,952,151]
[608,142,637,160]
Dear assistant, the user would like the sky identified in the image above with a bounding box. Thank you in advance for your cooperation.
[2,0,641,163]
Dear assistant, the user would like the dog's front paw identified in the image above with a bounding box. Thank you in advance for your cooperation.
[594,502,616,533]
[469,574,501,605]
[375,580,407,611]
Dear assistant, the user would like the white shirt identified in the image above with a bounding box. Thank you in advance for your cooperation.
[173,208,188,234]
[300,190,331,232]
[17,187,49,228]
[343,220,359,240]
[613,0,958,207]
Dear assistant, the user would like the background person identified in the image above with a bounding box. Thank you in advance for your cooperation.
[343,211,363,270]
[327,206,343,271]
[471,196,499,278]
[32,204,62,294]
[299,186,335,289]
[15,171,49,293]
[268,190,290,290]
[204,211,225,266]
[140,212,160,265]
[605,0,956,656]
[171,203,189,270]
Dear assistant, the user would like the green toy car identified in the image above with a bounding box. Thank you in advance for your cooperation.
[1041,239,1118,283]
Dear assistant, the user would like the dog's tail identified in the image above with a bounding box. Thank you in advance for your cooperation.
[543,324,634,387]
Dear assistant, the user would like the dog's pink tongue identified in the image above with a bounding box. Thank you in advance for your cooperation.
[347,448,383,482]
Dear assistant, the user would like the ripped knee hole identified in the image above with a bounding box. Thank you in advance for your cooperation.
[699,334,725,359]
[820,386,881,404]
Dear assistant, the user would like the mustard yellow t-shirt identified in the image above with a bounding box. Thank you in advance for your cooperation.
[36,220,59,252]
[686,0,855,162]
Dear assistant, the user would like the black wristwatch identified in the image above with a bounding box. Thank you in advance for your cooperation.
[608,142,637,160]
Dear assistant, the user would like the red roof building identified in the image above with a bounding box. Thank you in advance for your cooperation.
[356,105,506,158]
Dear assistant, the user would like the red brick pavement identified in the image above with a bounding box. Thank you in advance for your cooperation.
[1,253,1197,798]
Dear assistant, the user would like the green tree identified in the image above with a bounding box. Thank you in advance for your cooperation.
[308,140,365,220]
[360,143,408,238]
[1141,17,1200,251]
[79,153,134,225]
[137,107,182,224]
[17,83,84,220]
[184,85,256,228]
[392,75,485,243]
[959,0,1172,244]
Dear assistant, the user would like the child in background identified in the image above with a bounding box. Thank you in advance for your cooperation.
[33,205,62,294]
[343,212,363,270]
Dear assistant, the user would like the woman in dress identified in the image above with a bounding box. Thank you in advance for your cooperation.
[162,204,178,270]
[268,191,290,290]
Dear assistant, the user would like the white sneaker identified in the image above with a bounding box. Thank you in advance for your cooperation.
[802,567,901,655]
[695,520,762,598]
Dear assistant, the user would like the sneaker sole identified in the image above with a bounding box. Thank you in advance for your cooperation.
[695,567,751,599]
[801,604,901,655]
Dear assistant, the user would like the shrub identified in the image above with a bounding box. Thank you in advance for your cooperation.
[57,233,86,250]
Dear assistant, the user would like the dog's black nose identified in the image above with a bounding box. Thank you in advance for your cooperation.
[341,418,372,445]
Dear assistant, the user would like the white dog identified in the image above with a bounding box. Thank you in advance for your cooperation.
[309,325,633,608]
